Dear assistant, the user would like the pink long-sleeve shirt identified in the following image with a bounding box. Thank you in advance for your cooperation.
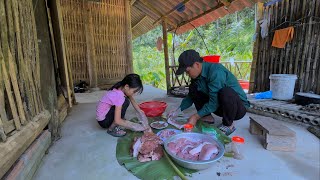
[96,89,125,121]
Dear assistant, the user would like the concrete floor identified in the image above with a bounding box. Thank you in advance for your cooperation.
[34,85,320,180]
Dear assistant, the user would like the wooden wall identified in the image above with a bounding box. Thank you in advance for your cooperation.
[251,0,320,94]
[59,0,133,88]
[0,0,51,178]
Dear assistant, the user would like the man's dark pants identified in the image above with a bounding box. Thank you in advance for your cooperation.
[189,83,246,126]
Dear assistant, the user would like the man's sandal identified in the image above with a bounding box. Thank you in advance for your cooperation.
[218,124,236,136]
[107,126,126,137]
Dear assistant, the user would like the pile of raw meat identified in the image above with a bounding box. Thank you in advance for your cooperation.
[158,129,178,139]
[167,138,219,161]
[131,132,163,162]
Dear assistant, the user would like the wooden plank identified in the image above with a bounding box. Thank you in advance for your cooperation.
[50,0,73,107]
[4,130,51,180]
[0,110,50,179]
[3,119,15,135]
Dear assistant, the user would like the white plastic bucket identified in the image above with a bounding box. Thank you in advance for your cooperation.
[269,74,297,100]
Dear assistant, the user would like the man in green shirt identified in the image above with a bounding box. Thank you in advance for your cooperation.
[168,50,249,135]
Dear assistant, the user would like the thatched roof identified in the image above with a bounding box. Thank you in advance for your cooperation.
[131,0,262,39]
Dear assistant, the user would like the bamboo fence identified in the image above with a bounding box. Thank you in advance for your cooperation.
[0,0,44,141]
[59,0,130,87]
[252,0,320,94]
[169,61,252,89]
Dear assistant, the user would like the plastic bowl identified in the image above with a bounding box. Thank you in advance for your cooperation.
[139,101,167,117]
[164,132,225,170]
[202,55,220,63]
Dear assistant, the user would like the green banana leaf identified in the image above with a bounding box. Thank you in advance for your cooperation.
[116,117,231,180]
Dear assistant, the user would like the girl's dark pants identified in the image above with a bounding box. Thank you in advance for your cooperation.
[189,83,246,126]
[98,97,130,128]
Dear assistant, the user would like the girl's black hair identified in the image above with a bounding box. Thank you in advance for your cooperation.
[109,73,143,94]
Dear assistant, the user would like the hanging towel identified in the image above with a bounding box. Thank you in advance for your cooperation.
[272,26,294,48]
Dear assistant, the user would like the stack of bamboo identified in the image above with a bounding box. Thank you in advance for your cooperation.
[0,0,44,141]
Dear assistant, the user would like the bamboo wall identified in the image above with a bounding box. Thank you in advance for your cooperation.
[0,0,45,141]
[59,0,131,87]
[252,0,320,94]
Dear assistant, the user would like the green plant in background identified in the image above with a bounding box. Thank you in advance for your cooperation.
[133,7,255,90]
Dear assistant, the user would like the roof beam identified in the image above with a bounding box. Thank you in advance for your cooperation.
[139,0,177,28]
[220,0,231,6]
[153,0,191,25]
[132,15,148,30]
[130,0,137,5]
[169,2,224,32]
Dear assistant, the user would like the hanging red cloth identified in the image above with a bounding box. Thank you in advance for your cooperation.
[271,26,294,48]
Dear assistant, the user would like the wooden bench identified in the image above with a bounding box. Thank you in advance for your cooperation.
[249,116,296,151]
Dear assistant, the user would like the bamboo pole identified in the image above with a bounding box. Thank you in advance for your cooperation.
[29,0,43,112]
[304,16,317,91]
[45,0,61,87]
[311,23,320,93]
[8,50,26,125]
[85,6,98,88]
[294,0,307,77]
[0,0,9,61]
[5,0,16,59]
[162,18,171,94]
[249,7,259,93]
[277,1,285,74]
[54,0,73,107]
[282,0,290,74]
[19,0,34,118]
[125,0,133,74]
[299,2,313,92]
[288,0,296,74]
[0,50,21,130]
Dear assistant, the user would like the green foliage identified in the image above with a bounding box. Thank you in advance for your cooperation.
[133,7,255,90]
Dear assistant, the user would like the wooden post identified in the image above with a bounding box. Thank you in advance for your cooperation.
[125,0,133,74]
[50,0,73,107]
[162,18,171,94]
[85,5,98,88]
[249,2,264,93]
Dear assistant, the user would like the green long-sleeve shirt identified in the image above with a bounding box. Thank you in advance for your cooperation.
[180,62,250,117]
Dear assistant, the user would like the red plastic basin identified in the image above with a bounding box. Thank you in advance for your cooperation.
[202,55,220,63]
[238,80,249,90]
[139,101,167,117]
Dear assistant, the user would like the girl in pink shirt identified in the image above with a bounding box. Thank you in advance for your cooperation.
[96,74,150,137]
